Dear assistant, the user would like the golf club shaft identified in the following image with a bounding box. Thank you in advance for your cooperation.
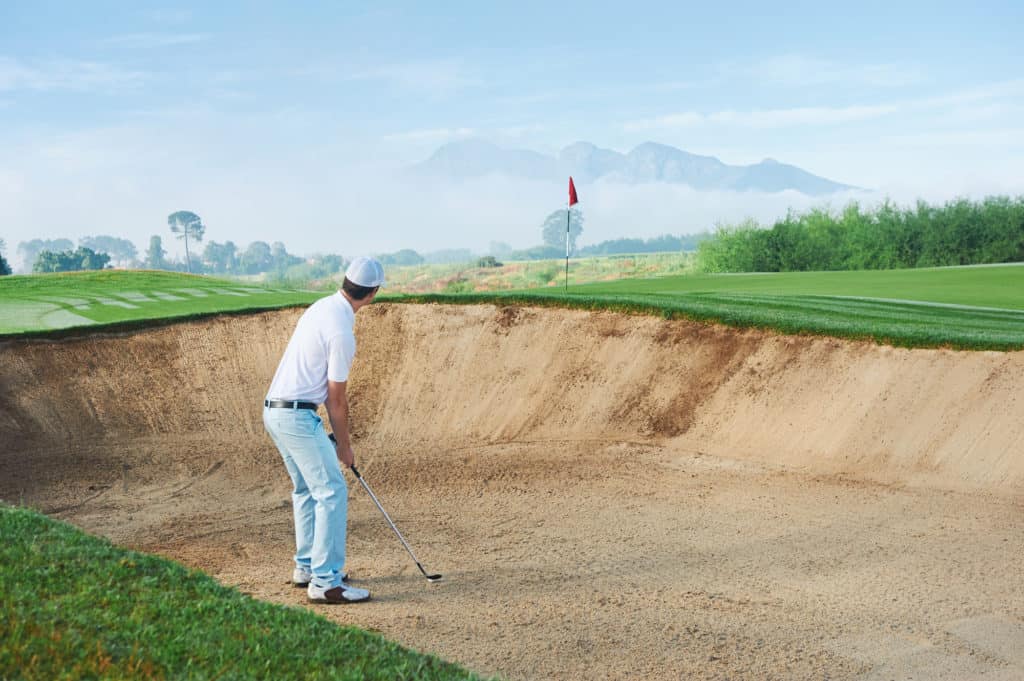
[328,433,438,580]
[350,465,432,579]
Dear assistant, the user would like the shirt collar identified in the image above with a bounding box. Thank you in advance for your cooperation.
[335,291,355,318]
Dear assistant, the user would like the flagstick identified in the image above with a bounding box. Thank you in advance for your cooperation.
[565,204,570,291]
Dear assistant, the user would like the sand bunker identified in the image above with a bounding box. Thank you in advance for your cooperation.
[2,303,1022,679]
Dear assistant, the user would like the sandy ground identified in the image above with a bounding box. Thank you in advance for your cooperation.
[2,304,1023,679]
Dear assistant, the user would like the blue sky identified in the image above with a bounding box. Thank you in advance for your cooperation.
[1,1,1022,266]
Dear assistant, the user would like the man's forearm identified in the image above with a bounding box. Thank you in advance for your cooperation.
[325,394,351,448]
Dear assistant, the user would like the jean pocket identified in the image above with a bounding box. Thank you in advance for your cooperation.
[267,409,317,438]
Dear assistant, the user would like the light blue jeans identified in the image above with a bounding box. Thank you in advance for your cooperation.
[263,407,348,590]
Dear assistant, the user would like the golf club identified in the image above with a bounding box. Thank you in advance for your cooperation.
[329,433,443,582]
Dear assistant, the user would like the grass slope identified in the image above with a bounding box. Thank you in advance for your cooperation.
[569,264,1024,309]
[0,270,320,337]
[0,506,484,681]
[385,263,1024,350]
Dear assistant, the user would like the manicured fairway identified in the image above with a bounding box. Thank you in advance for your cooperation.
[391,263,1024,350]
[0,270,320,336]
[566,263,1024,310]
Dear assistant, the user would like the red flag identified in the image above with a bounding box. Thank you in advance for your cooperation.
[568,176,578,206]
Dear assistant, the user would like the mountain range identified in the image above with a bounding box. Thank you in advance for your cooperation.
[414,140,856,196]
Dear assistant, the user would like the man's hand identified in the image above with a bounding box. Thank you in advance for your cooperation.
[336,441,355,469]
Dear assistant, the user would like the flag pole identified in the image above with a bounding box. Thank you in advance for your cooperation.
[565,176,578,292]
[565,202,570,291]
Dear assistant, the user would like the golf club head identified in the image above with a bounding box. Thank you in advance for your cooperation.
[416,562,443,582]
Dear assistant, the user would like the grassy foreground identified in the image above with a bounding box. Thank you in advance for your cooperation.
[386,263,1024,350]
[0,506,483,681]
[0,270,320,337]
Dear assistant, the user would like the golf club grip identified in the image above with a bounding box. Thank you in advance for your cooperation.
[326,433,360,476]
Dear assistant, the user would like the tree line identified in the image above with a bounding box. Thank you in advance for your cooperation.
[695,196,1024,273]
[5,210,346,280]
[487,208,706,262]
[11,196,1017,279]
[16,233,338,278]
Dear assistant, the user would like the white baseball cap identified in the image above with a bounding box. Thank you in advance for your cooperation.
[345,256,385,288]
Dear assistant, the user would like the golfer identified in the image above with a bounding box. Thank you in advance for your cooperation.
[263,256,384,604]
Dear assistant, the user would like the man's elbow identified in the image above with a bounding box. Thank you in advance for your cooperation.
[327,381,348,406]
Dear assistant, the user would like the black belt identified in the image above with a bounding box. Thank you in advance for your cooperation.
[264,400,318,410]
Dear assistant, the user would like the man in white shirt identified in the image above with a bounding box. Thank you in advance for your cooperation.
[263,256,385,604]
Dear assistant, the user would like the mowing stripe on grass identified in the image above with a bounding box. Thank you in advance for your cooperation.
[0,271,321,338]
[387,287,1024,350]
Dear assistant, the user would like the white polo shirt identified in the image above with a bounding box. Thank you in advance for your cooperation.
[266,292,356,405]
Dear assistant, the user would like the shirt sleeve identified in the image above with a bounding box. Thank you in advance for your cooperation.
[326,331,356,383]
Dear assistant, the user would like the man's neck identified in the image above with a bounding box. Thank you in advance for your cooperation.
[340,290,363,313]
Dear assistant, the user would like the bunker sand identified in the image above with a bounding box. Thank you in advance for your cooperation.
[2,304,1022,679]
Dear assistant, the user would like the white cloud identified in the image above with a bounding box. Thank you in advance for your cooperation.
[626,103,899,131]
[346,59,479,94]
[923,78,1024,106]
[495,123,548,139]
[883,127,1024,148]
[143,8,193,24]
[0,57,144,92]
[98,33,210,48]
[725,55,923,88]
[625,78,1024,133]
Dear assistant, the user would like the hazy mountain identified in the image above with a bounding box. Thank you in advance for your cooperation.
[558,141,627,183]
[416,139,553,180]
[414,140,855,195]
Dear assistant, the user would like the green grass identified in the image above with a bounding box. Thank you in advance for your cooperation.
[5,263,1024,349]
[568,264,1024,309]
[0,270,320,337]
[0,506,485,681]
[383,263,1024,350]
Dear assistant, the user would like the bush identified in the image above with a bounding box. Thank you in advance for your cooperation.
[529,264,561,286]
[477,256,502,268]
[377,249,424,266]
[508,245,563,261]
[695,196,1024,273]
[442,277,474,293]
[32,247,111,273]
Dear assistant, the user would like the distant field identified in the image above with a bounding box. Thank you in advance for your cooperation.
[380,252,695,294]
[390,263,1024,350]
[0,270,320,337]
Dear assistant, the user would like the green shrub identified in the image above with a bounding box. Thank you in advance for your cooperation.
[695,196,1024,273]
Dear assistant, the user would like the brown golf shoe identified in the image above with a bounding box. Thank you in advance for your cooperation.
[307,583,370,604]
